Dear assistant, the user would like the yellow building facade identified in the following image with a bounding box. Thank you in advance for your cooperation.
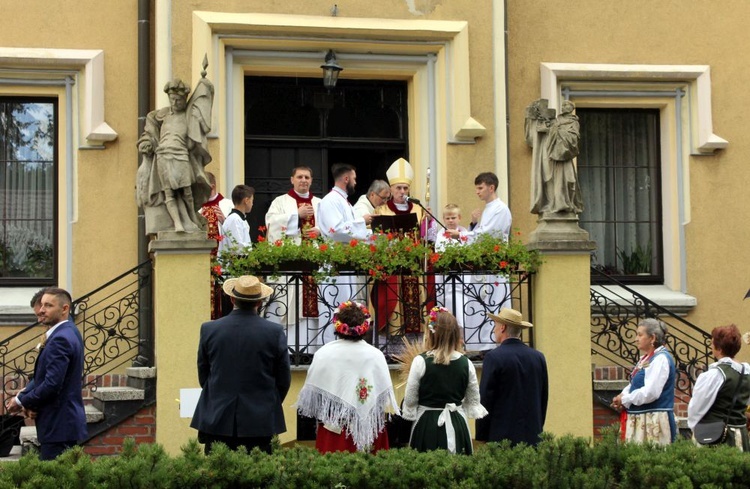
[1,0,748,453]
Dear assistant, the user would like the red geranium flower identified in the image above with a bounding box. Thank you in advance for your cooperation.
[369,244,377,253]
[274,240,283,247]
[349,239,359,247]
[386,232,394,241]
[257,236,266,242]
[430,253,440,264]
[319,244,328,252]
[212,265,222,275]
[258,225,267,232]
[368,269,377,276]
[500,261,508,268]
[493,245,500,252]
[308,230,319,239]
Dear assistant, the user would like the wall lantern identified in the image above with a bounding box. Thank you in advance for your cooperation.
[321,49,343,90]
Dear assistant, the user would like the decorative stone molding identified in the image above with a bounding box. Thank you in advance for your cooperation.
[540,62,727,155]
[0,47,118,147]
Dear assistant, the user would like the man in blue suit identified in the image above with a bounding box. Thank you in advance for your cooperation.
[6,288,87,460]
[191,275,291,454]
[476,308,548,447]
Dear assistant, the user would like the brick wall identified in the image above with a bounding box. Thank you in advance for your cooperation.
[84,405,156,457]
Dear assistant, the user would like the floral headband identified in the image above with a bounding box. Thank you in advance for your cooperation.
[333,301,372,337]
[427,306,449,333]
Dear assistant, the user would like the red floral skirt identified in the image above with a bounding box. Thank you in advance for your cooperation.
[315,423,389,454]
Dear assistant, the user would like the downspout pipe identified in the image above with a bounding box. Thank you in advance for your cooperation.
[136,0,153,366]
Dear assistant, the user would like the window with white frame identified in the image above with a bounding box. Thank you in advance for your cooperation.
[577,108,663,284]
[0,97,57,285]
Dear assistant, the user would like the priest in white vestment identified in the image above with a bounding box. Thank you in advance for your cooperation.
[264,166,322,355]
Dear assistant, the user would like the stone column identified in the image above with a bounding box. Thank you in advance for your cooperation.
[149,232,215,454]
[528,229,596,439]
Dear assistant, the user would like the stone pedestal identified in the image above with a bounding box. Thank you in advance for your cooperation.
[528,220,596,440]
[149,232,215,454]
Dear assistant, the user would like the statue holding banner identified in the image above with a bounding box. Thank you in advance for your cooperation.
[137,61,214,235]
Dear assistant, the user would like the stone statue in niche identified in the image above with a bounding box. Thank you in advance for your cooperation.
[136,59,214,235]
[525,98,583,216]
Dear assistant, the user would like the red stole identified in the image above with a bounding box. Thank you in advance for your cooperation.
[202,192,225,209]
[286,190,318,317]
[386,199,413,215]
[287,190,316,232]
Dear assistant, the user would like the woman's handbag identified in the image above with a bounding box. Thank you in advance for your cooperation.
[693,419,728,445]
[694,364,745,446]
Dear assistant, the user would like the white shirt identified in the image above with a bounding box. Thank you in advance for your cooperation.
[219,210,251,254]
[687,357,750,429]
[352,194,375,219]
[469,198,512,241]
[265,192,321,243]
[318,187,371,242]
[434,225,469,252]
[619,347,671,408]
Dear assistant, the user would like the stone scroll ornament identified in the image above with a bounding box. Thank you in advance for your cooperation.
[525,98,584,216]
[136,56,214,235]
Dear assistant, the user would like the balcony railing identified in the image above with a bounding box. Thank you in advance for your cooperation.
[259,269,533,366]
[590,267,711,397]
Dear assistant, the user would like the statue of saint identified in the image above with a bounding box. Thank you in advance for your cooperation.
[136,72,214,235]
[526,99,583,216]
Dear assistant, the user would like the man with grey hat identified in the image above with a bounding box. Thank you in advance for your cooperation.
[190,275,291,455]
[476,308,548,447]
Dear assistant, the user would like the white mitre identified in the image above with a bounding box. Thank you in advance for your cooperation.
[386,157,414,187]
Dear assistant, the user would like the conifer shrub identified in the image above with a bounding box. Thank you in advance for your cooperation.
[1,432,750,488]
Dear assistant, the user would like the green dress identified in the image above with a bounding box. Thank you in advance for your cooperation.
[403,352,486,454]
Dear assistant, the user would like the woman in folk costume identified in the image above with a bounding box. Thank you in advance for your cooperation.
[401,307,487,454]
[611,318,677,445]
[373,157,436,335]
[296,301,399,453]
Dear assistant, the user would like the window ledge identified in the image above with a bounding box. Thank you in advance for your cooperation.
[0,287,35,322]
[591,285,697,316]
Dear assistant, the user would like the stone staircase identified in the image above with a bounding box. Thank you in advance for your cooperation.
[2,367,155,460]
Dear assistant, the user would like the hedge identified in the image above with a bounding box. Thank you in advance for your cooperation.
[1,431,749,488]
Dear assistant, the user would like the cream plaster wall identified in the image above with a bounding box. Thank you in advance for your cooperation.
[169,0,501,224]
[1,1,140,297]
[507,1,750,347]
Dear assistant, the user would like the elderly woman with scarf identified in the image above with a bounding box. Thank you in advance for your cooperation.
[612,318,677,444]
[296,301,398,453]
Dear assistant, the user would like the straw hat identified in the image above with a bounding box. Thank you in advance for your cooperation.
[222,275,273,302]
[487,308,533,328]
[386,157,414,186]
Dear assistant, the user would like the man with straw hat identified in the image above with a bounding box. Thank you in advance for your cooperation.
[190,275,291,455]
[476,308,548,447]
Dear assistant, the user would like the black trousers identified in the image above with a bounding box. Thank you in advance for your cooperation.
[199,432,272,455]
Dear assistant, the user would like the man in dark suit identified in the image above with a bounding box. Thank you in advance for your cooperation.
[476,308,548,447]
[190,275,291,454]
[5,288,87,460]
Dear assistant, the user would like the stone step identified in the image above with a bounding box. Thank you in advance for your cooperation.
[0,445,22,462]
[86,404,104,423]
[593,379,629,391]
[93,386,145,402]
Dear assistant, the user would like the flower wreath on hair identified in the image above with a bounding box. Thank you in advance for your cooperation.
[333,301,372,337]
[427,306,449,333]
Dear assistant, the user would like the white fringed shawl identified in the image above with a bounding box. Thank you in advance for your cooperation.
[296,339,399,451]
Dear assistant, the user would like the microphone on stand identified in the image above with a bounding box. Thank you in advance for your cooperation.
[406,196,447,230]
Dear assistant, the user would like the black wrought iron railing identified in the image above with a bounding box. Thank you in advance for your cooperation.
[590,267,711,397]
[260,269,533,366]
[1,260,153,407]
